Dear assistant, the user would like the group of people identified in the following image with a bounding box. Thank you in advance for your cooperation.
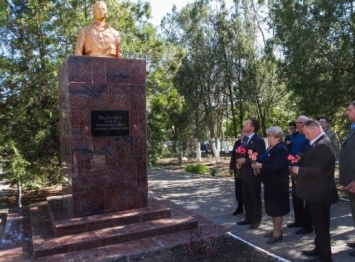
[229,101,355,262]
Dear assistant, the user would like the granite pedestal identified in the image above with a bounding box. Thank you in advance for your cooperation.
[27,56,198,259]
[59,55,147,217]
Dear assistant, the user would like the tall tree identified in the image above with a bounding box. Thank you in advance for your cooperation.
[272,0,355,127]
[0,0,171,195]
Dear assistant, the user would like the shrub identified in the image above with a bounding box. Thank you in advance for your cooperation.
[185,164,208,174]
[209,168,217,177]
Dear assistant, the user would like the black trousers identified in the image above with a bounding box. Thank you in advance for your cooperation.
[242,181,262,224]
[308,201,333,262]
[234,172,243,208]
[291,176,312,230]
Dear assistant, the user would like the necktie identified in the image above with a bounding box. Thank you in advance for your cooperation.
[242,136,249,146]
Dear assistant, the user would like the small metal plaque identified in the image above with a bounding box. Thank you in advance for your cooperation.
[91,110,129,137]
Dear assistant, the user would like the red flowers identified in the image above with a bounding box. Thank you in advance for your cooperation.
[248,149,258,162]
[287,154,298,165]
[248,149,259,175]
[236,146,247,154]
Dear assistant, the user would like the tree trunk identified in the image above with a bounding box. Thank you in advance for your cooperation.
[211,138,220,163]
[196,141,202,162]
[17,181,22,208]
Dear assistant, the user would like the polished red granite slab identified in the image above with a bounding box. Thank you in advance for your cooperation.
[0,195,226,261]
[59,56,147,217]
[46,195,172,237]
[30,197,200,258]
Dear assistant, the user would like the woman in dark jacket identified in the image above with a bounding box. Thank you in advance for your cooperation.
[252,126,290,245]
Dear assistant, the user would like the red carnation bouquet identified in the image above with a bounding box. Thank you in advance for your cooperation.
[235,146,247,178]
[287,154,299,165]
[236,145,247,155]
[248,149,259,175]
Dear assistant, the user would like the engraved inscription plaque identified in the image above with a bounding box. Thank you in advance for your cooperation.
[91,110,129,136]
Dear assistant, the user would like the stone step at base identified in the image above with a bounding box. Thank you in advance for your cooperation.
[47,195,172,237]
[34,230,195,262]
[30,200,198,258]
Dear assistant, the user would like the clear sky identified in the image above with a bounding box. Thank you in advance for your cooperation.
[129,0,192,25]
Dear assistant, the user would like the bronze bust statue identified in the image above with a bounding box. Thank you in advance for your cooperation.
[75,1,122,58]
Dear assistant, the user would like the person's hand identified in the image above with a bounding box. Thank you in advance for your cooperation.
[236,163,242,170]
[251,162,262,170]
[290,166,299,175]
[345,181,355,194]
[288,166,292,172]
[236,158,246,165]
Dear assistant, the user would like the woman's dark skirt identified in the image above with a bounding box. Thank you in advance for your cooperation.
[264,182,290,217]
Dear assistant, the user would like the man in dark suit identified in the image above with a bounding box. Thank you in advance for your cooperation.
[284,121,297,152]
[236,118,266,229]
[291,120,338,262]
[287,115,313,235]
[339,101,355,258]
[229,132,246,215]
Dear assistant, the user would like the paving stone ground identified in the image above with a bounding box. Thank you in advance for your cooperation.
[148,168,355,262]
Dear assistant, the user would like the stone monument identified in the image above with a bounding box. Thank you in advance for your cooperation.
[59,55,147,217]
[60,1,147,217]
[27,2,198,258]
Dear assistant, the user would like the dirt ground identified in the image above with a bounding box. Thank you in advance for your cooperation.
[5,184,62,208]
[155,155,233,176]
[108,235,278,262]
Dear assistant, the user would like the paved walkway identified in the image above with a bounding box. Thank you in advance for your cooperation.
[148,168,355,262]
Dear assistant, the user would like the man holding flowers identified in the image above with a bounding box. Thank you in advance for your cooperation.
[287,115,313,235]
[229,132,247,215]
[290,119,338,262]
[236,118,266,229]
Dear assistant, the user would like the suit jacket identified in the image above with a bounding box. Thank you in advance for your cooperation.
[296,135,338,204]
[259,142,289,185]
[229,139,242,172]
[339,128,355,186]
[240,134,266,183]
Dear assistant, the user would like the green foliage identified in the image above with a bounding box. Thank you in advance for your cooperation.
[185,164,208,174]
[0,0,171,183]
[271,0,355,134]
[0,0,62,185]
[2,0,353,182]
[160,0,292,141]
[2,141,31,187]
[209,168,217,177]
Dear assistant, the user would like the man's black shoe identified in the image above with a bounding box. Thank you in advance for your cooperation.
[295,228,313,234]
[233,208,244,216]
[347,241,355,248]
[287,222,302,228]
[248,223,260,230]
[237,220,251,225]
[302,249,320,256]
[304,258,323,262]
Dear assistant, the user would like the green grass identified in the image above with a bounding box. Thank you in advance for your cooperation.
[185,164,208,175]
